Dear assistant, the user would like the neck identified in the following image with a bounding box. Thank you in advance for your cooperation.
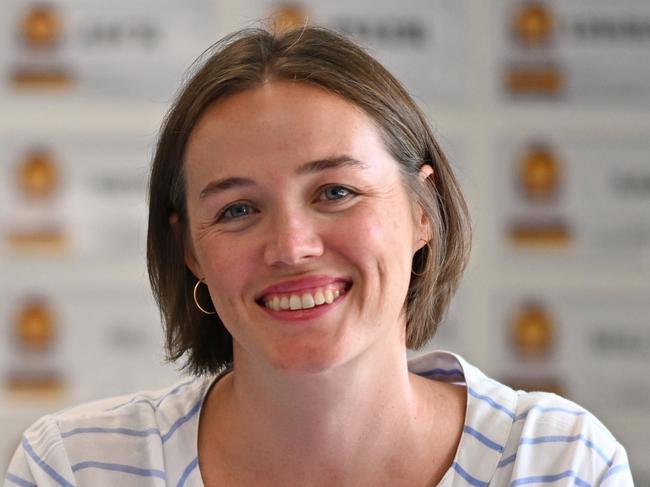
[232,343,416,448]
[198,339,461,486]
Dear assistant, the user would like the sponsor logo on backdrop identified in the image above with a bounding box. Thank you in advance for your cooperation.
[508,141,571,247]
[271,3,309,33]
[12,4,72,89]
[7,148,66,251]
[510,301,555,358]
[17,148,59,200]
[503,0,650,104]
[20,4,61,49]
[511,1,554,47]
[517,142,562,201]
[5,298,64,396]
[14,299,57,352]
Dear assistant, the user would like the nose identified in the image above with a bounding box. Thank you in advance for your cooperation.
[263,210,324,267]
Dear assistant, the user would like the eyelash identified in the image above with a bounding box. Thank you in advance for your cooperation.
[317,184,355,202]
[215,201,256,222]
[215,185,356,223]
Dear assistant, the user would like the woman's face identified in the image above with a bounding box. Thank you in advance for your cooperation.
[182,81,430,373]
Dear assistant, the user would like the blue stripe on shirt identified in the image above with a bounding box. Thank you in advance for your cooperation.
[61,426,161,439]
[601,463,629,482]
[5,473,38,487]
[176,457,199,487]
[418,368,464,377]
[468,388,516,420]
[156,378,198,408]
[463,425,505,453]
[453,462,488,487]
[510,470,591,487]
[499,433,615,471]
[60,397,203,444]
[498,453,517,469]
[105,397,159,413]
[21,438,74,487]
[519,434,612,466]
[515,405,587,422]
[162,397,203,443]
[105,378,197,412]
[71,461,166,480]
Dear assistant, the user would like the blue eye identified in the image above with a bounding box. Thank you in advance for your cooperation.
[322,186,351,201]
[219,202,253,221]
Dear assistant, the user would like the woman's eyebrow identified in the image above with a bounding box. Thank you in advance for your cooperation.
[199,176,254,200]
[198,155,366,201]
[295,155,367,174]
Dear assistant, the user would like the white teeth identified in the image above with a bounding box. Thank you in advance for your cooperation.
[301,293,315,308]
[289,295,302,310]
[263,285,347,311]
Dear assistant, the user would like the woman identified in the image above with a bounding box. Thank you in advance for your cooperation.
[6,27,632,486]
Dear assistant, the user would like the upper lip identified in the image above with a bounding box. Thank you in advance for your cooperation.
[255,275,351,300]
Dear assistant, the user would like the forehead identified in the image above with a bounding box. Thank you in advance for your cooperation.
[184,81,386,172]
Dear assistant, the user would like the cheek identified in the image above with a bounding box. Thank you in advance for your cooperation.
[196,238,256,301]
[337,202,414,276]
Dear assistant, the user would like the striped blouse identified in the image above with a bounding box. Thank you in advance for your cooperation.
[4,351,634,486]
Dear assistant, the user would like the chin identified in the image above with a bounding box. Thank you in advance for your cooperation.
[265,341,350,374]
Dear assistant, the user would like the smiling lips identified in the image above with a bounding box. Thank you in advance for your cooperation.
[258,280,350,312]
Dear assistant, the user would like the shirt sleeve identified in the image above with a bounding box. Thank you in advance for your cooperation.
[5,444,37,487]
[599,442,635,486]
[4,416,75,487]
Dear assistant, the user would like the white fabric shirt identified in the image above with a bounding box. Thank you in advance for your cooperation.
[4,351,634,486]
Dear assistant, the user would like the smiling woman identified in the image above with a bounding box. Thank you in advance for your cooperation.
[5,27,633,487]
[176,79,441,375]
[149,27,472,378]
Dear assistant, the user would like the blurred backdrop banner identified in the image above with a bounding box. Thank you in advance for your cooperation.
[1,0,649,483]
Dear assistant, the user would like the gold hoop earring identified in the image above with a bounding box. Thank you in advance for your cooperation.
[193,279,217,315]
[411,240,432,277]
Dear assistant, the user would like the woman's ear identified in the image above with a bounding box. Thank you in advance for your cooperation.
[414,164,434,249]
[169,212,203,279]
[418,164,434,186]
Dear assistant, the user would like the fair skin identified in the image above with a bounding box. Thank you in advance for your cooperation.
[178,81,466,486]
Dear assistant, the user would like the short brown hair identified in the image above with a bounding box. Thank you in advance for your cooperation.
[147,26,471,375]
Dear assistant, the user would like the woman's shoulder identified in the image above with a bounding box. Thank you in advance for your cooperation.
[409,350,633,486]
[497,388,633,485]
[5,375,215,487]
[512,387,610,434]
[34,375,211,438]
